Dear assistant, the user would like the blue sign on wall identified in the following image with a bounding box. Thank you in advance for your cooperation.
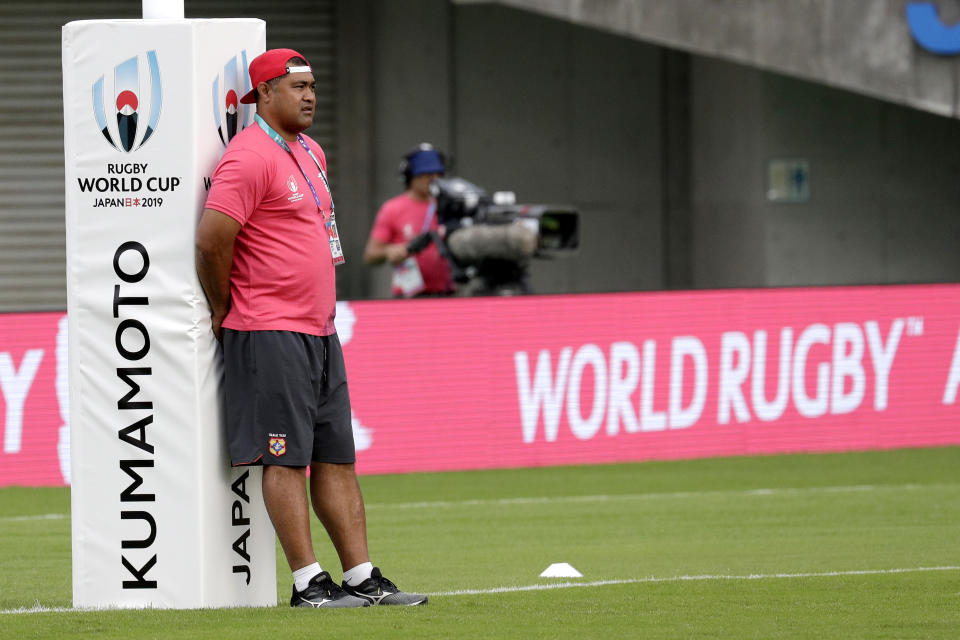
[907,2,960,55]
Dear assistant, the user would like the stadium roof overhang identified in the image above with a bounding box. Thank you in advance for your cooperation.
[454,0,960,119]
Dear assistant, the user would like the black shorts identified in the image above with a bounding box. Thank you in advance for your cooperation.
[222,330,355,466]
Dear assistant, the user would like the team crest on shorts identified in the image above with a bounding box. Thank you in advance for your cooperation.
[268,437,287,457]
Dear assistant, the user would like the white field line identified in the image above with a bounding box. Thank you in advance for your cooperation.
[0,513,68,523]
[1,566,958,614]
[427,565,960,597]
[1,482,953,523]
[366,482,942,511]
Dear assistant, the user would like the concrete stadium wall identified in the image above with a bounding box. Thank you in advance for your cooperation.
[0,1,952,307]
[691,57,960,288]
[451,5,665,295]
[348,1,665,298]
[482,0,960,121]
[341,2,960,298]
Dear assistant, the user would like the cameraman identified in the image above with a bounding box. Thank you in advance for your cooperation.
[363,144,455,297]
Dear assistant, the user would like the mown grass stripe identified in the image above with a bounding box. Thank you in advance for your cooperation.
[4,482,955,522]
[3,566,957,614]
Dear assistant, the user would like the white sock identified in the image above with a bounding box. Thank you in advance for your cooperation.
[342,562,374,586]
[293,562,323,592]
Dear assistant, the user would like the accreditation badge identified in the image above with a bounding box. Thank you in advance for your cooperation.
[326,216,345,266]
[392,257,426,297]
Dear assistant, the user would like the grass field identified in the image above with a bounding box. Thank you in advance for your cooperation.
[2,446,959,639]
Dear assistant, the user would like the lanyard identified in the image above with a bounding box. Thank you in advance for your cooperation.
[255,114,344,265]
[255,114,335,220]
[421,199,437,234]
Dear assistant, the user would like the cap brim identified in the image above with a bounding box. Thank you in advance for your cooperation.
[239,88,258,104]
[412,161,445,176]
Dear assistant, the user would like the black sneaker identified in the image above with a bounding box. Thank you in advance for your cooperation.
[342,567,428,606]
[291,571,370,608]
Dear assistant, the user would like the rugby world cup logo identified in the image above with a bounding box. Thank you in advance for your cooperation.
[92,50,162,152]
[212,50,256,146]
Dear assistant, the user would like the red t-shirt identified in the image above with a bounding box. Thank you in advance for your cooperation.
[204,125,337,336]
[370,194,454,295]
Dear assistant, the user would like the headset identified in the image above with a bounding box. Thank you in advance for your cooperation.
[399,143,447,186]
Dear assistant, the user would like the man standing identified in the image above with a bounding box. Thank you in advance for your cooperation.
[363,144,455,297]
[196,49,426,608]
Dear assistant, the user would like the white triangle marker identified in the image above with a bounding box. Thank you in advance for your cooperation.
[539,562,583,578]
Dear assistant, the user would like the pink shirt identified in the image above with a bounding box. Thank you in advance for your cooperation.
[205,125,337,336]
[370,194,454,295]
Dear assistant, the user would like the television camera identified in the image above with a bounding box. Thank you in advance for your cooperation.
[407,177,579,295]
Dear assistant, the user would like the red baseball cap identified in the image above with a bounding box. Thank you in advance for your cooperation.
[239,48,312,104]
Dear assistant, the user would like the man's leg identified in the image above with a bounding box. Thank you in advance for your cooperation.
[311,461,429,606]
[309,462,369,571]
[262,464,317,571]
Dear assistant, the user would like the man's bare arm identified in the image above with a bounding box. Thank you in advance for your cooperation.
[195,208,241,341]
[363,234,408,266]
